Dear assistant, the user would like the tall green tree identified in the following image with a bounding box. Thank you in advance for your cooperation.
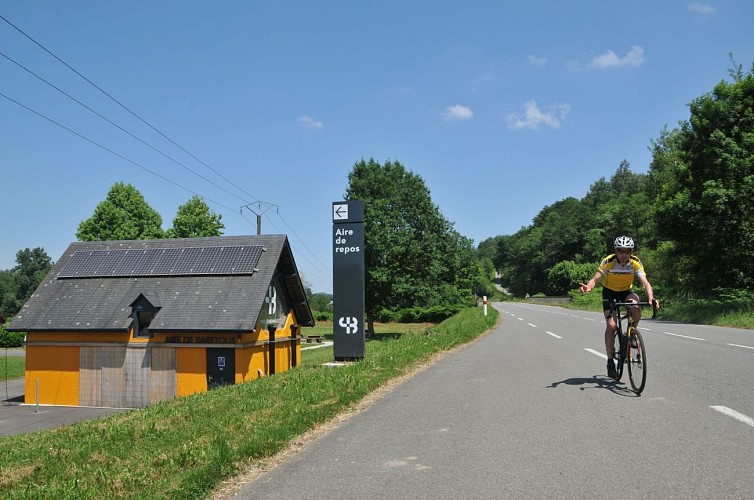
[653,62,754,292]
[496,162,651,296]
[77,182,165,241]
[167,195,225,238]
[345,158,482,332]
[0,270,15,318]
[0,248,53,317]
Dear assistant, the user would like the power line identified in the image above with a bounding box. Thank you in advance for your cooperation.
[274,211,331,272]
[0,91,239,214]
[0,50,254,206]
[0,13,257,205]
[1,14,332,283]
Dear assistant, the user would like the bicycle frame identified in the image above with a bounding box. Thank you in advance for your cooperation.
[609,300,654,394]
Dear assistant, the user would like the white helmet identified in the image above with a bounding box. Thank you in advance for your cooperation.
[614,235,635,249]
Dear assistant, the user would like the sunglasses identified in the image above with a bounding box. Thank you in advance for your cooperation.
[616,249,631,254]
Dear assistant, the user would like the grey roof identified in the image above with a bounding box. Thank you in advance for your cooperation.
[9,235,314,332]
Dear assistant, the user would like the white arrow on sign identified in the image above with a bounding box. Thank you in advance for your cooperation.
[333,204,348,221]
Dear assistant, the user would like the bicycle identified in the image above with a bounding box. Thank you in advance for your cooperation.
[609,300,657,394]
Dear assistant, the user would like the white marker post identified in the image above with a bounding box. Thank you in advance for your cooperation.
[483,296,488,316]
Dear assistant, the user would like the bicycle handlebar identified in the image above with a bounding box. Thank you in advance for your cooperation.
[609,300,658,318]
[609,301,654,307]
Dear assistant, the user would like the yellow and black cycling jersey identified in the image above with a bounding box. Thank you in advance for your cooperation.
[597,254,646,292]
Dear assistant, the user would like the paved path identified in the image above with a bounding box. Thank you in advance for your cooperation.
[226,302,754,499]
[1,376,128,436]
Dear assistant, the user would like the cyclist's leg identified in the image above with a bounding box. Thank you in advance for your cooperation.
[602,288,619,358]
[604,311,617,356]
[602,288,619,377]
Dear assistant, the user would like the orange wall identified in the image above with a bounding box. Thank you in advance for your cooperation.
[237,345,267,382]
[176,348,207,397]
[22,309,304,406]
[25,346,80,406]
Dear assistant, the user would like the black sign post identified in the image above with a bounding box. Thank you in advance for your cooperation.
[332,200,365,361]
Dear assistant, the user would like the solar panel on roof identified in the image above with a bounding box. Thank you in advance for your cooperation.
[111,249,146,276]
[57,251,92,278]
[151,248,181,275]
[57,245,264,279]
[213,246,242,274]
[235,245,263,273]
[170,247,200,275]
[191,247,219,274]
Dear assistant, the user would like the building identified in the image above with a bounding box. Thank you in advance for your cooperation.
[8,234,314,408]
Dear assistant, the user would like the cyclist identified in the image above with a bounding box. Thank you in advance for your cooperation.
[579,236,659,378]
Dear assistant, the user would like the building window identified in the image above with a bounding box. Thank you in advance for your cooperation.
[136,310,154,338]
[130,293,160,339]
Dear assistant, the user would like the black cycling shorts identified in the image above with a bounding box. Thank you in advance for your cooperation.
[602,288,635,311]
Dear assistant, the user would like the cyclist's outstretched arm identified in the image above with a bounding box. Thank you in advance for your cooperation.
[579,270,603,293]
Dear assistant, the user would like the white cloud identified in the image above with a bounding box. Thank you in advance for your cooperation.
[507,100,570,130]
[689,2,716,14]
[297,115,324,129]
[588,45,645,69]
[443,104,474,122]
[527,55,547,67]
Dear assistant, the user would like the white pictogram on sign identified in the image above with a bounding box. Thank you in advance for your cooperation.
[338,316,359,334]
[333,204,348,221]
[265,285,277,315]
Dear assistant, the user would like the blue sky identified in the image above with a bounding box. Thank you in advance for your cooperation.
[1,1,752,293]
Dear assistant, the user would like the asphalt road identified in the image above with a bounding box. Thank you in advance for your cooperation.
[230,302,754,499]
[1,349,130,435]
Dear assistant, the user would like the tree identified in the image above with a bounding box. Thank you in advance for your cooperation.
[167,195,225,238]
[0,270,15,318]
[308,293,333,312]
[77,182,165,241]
[653,62,754,292]
[0,247,53,317]
[547,261,595,295]
[345,158,481,332]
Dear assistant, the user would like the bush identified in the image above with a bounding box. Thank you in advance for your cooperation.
[376,308,399,323]
[375,305,465,324]
[313,310,332,321]
[0,328,25,348]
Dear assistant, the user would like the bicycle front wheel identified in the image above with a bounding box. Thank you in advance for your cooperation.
[627,328,647,394]
[613,330,625,380]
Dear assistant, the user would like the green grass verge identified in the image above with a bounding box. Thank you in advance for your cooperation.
[562,289,754,328]
[0,306,497,499]
[1,355,24,381]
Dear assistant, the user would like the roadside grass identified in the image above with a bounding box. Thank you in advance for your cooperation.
[1,355,24,381]
[0,306,497,499]
[562,289,754,329]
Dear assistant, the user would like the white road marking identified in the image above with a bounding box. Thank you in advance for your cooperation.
[584,348,607,360]
[546,331,562,339]
[517,317,524,321]
[727,343,754,350]
[660,331,706,341]
[527,323,537,328]
[710,406,754,429]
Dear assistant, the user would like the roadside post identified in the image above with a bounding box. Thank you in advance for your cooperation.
[332,201,365,361]
[483,295,488,316]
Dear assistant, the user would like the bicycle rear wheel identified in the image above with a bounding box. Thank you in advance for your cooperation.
[612,330,625,380]
[627,327,647,394]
